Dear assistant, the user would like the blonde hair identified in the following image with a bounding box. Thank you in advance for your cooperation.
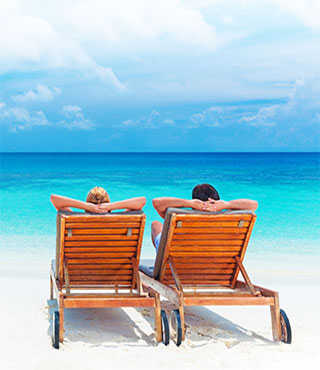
[86,187,110,204]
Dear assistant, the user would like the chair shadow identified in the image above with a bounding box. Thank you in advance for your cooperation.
[47,299,156,348]
[179,305,275,347]
[47,300,275,349]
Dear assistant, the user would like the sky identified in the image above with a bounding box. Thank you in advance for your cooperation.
[0,0,320,152]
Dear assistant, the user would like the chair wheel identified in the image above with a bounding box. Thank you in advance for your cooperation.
[52,311,60,349]
[280,309,292,344]
[170,309,182,346]
[161,310,170,345]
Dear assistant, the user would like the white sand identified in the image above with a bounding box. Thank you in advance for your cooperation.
[0,262,319,370]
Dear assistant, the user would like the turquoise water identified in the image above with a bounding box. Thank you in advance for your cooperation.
[1,153,319,264]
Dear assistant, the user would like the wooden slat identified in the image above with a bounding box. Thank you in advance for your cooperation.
[170,251,239,257]
[176,221,250,228]
[64,215,143,222]
[171,239,243,246]
[65,228,140,235]
[67,256,135,263]
[65,241,138,247]
[65,235,139,241]
[172,233,246,240]
[64,297,154,308]
[164,280,232,286]
[68,263,133,269]
[170,257,236,263]
[65,247,137,253]
[69,269,133,275]
[170,247,241,252]
[173,269,235,274]
[183,296,273,306]
[67,281,132,286]
[176,221,247,231]
[67,258,132,264]
[66,252,136,259]
[173,227,248,234]
[175,215,253,221]
[169,263,236,269]
[164,274,233,280]
[65,222,141,228]
[70,275,133,282]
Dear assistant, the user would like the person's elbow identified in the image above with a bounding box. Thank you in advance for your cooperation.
[152,198,162,211]
[50,194,59,210]
[251,200,258,212]
[152,198,166,218]
[139,196,147,209]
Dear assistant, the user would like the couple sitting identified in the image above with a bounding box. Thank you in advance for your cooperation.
[50,184,258,251]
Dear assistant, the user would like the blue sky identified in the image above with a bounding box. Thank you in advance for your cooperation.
[0,0,319,152]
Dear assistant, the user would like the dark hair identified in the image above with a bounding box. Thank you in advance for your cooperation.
[192,183,220,201]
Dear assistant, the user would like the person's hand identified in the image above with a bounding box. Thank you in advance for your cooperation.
[202,198,228,212]
[86,202,100,213]
[95,202,111,213]
[190,199,205,211]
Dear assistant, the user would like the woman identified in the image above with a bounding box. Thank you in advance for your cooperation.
[50,186,146,213]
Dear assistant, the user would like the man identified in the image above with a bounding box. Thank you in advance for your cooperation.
[151,183,258,251]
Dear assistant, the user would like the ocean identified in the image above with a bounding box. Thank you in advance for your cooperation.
[1,152,319,268]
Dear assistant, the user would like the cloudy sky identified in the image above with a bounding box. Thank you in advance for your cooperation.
[1,0,319,152]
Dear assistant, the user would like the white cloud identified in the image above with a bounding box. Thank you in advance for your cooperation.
[0,103,50,132]
[0,0,217,83]
[0,1,125,90]
[12,84,61,102]
[189,106,235,127]
[66,0,217,52]
[163,118,175,125]
[122,110,161,127]
[272,0,320,31]
[59,105,95,130]
[220,15,233,24]
[240,106,277,127]
[240,78,320,127]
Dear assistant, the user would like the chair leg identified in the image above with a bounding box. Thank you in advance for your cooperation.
[58,294,64,343]
[50,276,53,300]
[178,305,186,341]
[270,292,281,341]
[154,293,162,342]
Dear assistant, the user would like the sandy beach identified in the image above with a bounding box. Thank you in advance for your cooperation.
[1,260,319,370]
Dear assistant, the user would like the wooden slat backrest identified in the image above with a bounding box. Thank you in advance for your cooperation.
[56,212,146,289]
[158,212,256,289]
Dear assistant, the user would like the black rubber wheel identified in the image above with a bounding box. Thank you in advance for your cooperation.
[170,309,182,347]
[280,309,292,344]
[161,310,170,346]
[52,311,60,349]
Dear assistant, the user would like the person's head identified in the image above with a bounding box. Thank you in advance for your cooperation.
[192,183,220,201]
[86,186,110,204]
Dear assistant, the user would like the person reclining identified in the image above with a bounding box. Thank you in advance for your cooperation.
[50,186,146,213]
[151,183,258,251]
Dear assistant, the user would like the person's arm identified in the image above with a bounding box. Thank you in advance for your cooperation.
[50,194,98,213]
[96,197,147,212]
[152,197,204,218]
[203,198,258,212]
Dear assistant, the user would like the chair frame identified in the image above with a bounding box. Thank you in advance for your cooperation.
[139,211,287,343]
[50,211,162,344]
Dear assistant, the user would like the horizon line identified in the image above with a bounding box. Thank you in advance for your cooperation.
[1,151,319,154]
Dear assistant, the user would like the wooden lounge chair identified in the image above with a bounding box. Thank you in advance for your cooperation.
[50,211,166,349]
[139,208,292,346]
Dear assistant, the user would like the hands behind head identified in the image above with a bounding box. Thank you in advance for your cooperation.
[202,198,227,212]
[87,202,111,213]
[191,198,226,212]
